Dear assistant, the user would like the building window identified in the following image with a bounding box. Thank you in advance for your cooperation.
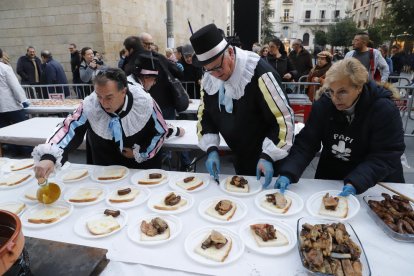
[366,0,370,3]
[360,0,363,7]
[305,10,311,22]
[269,9,275,18]
[303,33,310,46]
[353,1,356,9]
[284,9,290,18]
[334,10,340,19]
[320,10,326,21]
[282,26,289,38]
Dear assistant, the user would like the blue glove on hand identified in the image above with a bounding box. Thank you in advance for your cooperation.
[274,176,290,194]
[22,101,30,108]
[338,184,356,197]
[256,159,274,188]
[205,151,220,178]
[176,62,184,72]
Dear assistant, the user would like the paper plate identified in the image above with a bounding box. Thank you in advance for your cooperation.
[147,190,194,215]
[255,189,304,216]
[219,176,262,197]
[105,185,151,209]
[91,165,129,183]
[131,169,169,188]
[0,201,27,216]
[169,173,210,193]
[198,196,247,224]
[4,159,34,173]
[60,167,91,183]
[0,172,34,190]
[21,201,73,228]
[64,185,106,207]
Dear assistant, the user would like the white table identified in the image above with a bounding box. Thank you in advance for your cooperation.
[180,99,200,114]
[0,160,412,275]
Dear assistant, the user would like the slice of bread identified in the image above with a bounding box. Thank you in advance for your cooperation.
[69,188,103,203]
[318,196,348,218]
[63,169,88,181]
[205,201,237,221]
[24,188,38,201]
[260,196,292,214]
[109,188,140,203]
[225,177,249,193]
[138,174,166,185]
[251,229,289,247]
[87,215,120,235]
[153,198,187,211]
[0,173,31,186]
[97,167,126,180]
[194,234,232,262]
[0,202,26,214]
[140,223,171,241]
[176,176,203,191]
[28,206,70,224]
[10,159,34,171]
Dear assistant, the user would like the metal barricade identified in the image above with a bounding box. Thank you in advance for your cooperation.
[388,76,411,86]
[21,84,94,100]
[281,81,321,100]
[393,84,414,136]
[181,81,197,99]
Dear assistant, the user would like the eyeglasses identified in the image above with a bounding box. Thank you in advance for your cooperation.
[143,41,154,46]
[323,88,351,100]
[203,53,225,73]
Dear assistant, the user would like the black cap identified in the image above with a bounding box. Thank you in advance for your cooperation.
[134,51,159,77]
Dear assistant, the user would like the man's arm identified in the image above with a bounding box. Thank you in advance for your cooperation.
[16,57,28,81]
[5,64,27,104]
[375,50,390,82]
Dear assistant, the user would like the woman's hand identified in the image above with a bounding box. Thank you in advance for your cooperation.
[283,73,292,80]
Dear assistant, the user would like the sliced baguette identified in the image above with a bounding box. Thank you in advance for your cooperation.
[260,196,292,214]
[318,196,348,218]
[194,234,232,262]
[69,188,103,203]
[28,206,69,224]
[138,174,166,185]
[63,169,89,181]
[0,173,31,186]
[87,215,120,235]
[251,229,289,247]
[205,201,237,221]
[176,176,203,191]
[0,202,26,214]
[109,188,140,203]
[225,177,249,193]
[154,198,187,211]
[10,159,34,171]
[97,167,126,180]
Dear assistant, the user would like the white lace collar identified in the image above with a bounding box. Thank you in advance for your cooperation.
[83,77,153,139]
[202,47,260,100]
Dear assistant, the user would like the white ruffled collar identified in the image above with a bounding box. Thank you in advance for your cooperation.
[202,47,260,100]
[83,77,153,139]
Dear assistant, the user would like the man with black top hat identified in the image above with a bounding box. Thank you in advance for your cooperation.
[33,59,183,179]
[190,24,294,188]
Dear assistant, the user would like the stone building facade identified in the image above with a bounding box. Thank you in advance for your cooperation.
[0,0,227,81]
[349,0,385,29]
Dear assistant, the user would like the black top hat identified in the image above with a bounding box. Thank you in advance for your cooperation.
[190,24,230,66]
[134,51,159,77]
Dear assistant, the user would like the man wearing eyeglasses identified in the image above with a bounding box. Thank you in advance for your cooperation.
[190,24,295,188]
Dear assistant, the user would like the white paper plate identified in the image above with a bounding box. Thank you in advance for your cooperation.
[91,165,129,183]
[169,173,210,193]
[64,185,106,207]
[184,226,245,266]
[105,185,151,209]
[147,190,193,215]
[20,185,39,204]
[198,196,247,224]
[131,169,169,188]
[4,159,35,173]
[0,172,34,190]
[74,208,128,239]
[0,158,9,168]
[127,214,182,245]
[21,201,73,228]
[255,189,304,216]
[239,218,297,255]
[60,168,91,183]
[306,190,360,221]
[219,176,262,197]
[0,201,27,216]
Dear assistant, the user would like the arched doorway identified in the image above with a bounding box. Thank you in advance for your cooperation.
[303,33,310,46]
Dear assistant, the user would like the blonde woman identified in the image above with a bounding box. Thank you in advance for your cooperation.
[273,58,405,196]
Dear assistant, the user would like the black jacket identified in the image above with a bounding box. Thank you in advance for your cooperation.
[263,54,297,81]
[16,55,42,84]
[279,81,405,194]
[70,51,82,83]
[288,48,313,81]
[180,59,202,99]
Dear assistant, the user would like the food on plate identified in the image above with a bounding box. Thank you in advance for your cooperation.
[194,230,232,262]
[318,193,348,218]
[87,214,121,235]
[24,188,38,201]
[140,217,170,241]
[27,206,70,224]
[154,192,187,211]
[62,169,89,181]
[104,209,121,217]
[0,202,26,214]
[68,187,103,203]
[10,159,34,171]
[368,193,414,234]
[97,167,127,180]
[176,176,203,191]
[205,199,237,221]
[299,222,362,275]
[0,173,31,186]
[109,187,140,203]
[250,223,289,247]
[138,172,166,185]
[226,176,249,193]
[261,192,292,214]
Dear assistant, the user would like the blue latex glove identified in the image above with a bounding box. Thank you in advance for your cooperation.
[274,176,290,194]
[205,151,220,178]
[256,159,274,188]
[22,101,30,108]
[176,62,184,72]
[338,184,356,197]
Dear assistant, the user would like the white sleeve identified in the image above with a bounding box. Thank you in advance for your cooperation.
[375,50,390,82]
[198,133,220,152]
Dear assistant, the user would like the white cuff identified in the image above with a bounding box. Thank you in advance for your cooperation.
[167,123,179,139]
[31,144,64,170]
[132,144,146,163]
[262,137,289,161]
[198,133,220,152]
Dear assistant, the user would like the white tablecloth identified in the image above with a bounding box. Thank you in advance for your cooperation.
[180,99,200,114]
[0,160,413,275]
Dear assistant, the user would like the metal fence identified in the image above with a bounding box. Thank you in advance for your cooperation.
[22,84,94,100]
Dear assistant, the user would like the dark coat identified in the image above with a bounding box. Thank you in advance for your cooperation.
[70,51,82,83]
[263,54,297,81]
[279,80,405,194]
[42,58,70,97]
[16,55,42,84]
[288,48,313,81]
[180,59,202,99]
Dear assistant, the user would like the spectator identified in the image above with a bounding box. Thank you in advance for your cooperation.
[259,44,269,58]
[174,46,183,62]
[264,37,296,82]
[306,51,332,101]
[122,36,145,75]
[378,45,393,75]
[252,42,261,54]
[151,44,159,53]
[68,43,82,98]
[40,50,70,97]
[332,49,344,62]
[390,45,404,83]
[79,47,103,97]
[16,46,43,98]
[288,39,313,81]
[140,32,154,51]
[165,48,177,62]
[118,49,127,69]
[178,44,202,99]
